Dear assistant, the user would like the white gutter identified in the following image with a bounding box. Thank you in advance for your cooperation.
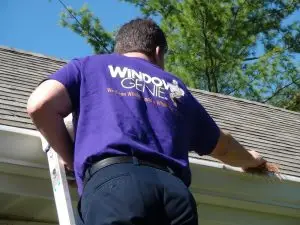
[0,157,48,169]
[0,124,46,169]
[189,157,300,183]
[0,124,40,137]
[1,124,300,183]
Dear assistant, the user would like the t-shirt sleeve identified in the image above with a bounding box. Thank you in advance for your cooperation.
[48,59,81,110]
[188,92,220,155]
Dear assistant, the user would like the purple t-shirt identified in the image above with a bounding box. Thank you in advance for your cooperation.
[49,53,220,194]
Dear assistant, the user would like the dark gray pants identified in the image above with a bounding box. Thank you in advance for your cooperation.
[76,162,198,225]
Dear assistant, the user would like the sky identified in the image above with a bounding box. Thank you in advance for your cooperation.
[0,0,299,61]
[0,0,142,59]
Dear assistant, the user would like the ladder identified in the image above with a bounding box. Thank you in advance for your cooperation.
[40,115,76,225]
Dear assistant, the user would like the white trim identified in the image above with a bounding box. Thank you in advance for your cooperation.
[0,172,53,200]
[0,168,78,201]
[0,157,48,169]
[1,124,300,183]
[190,157,242,171]
[0,220,57,225]
[189,163,300,218]
[189,157,300,183]
[0,124,40,137]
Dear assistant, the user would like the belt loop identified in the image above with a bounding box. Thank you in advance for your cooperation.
[132,156,139,165]
[88,167,92,177]
[131,147,139,165]
[83,168,91,187]
[167,166,174,175]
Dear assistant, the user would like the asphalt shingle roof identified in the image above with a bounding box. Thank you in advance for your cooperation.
[0,46,299,179]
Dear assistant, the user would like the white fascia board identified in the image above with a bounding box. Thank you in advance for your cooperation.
[0,125,46,169]
[0,172,53,200]
[0,220,57,225]
[2,124,300,182]
[0,171,78,201]
[189,157,300,183]
[189,159,300,218]
[1,124,300,212]
[2,124,300,183]
[0,125,40,137]
[0,158,48,169]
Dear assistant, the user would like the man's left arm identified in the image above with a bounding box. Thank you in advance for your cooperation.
[27,80,74,170]
[189,92,280,176]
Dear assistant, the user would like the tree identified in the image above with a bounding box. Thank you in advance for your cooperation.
[58,0,300,111]
[60,4,114,53]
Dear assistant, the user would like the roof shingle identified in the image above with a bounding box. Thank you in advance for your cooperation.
[0,46,299,179]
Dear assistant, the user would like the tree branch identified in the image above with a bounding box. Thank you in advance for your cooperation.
[198,8,212,92]
[200,7,219,93]
[57,0,110,53]
[262,79,299,103]
[225,76,256,95]
[244,57,259,61]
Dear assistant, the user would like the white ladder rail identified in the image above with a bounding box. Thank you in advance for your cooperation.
[40,114,76,225]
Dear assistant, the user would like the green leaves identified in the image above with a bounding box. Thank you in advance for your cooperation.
[55,0,300,111]
[124,0,299,111]
[59,4,114,54]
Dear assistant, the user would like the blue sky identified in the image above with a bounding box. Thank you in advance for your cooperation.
[0,0,299,61]
[0,0,142,59]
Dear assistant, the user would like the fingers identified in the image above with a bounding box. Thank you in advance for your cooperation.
[65,165,76,187]
[67,179,77,188]
[265,162,282,180]
[243,161,282,180]
[265,162,280,173]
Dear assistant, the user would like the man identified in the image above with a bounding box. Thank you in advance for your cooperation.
[27,19,279,225]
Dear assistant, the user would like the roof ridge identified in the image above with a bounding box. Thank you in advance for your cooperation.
[189,88,300,116]
[0,45,67,63]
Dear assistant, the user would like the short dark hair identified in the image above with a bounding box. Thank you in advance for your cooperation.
[114,18,168,56]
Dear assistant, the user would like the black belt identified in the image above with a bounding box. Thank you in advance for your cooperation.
[84,156,174,185]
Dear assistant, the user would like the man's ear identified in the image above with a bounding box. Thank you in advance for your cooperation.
[155,46,164,69]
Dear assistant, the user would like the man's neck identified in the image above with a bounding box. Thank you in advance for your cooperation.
[123,52,152,62]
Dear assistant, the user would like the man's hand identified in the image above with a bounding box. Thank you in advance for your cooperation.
[242,151,280,176]
[64,164,77,188]
[63,160,74,171]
